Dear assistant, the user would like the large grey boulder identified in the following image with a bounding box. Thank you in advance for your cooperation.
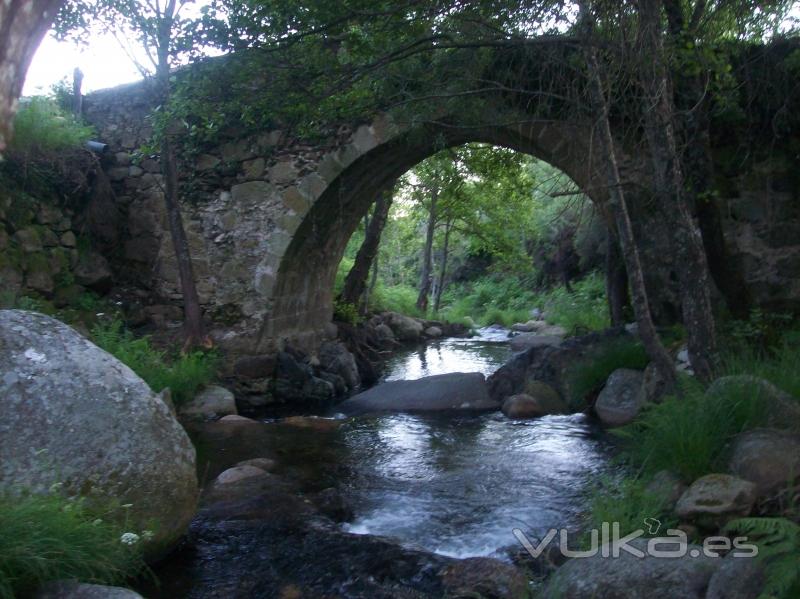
[544,538,721,599]
[337,372,498,416]
[727,428,800,500]
[705,553,766,599]
[0,310,198,557]
[594,368,645,427]
[383,311,424,342]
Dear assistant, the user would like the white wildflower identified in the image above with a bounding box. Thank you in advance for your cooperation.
[120,503,133,509]
[92,519,103,526]
[141,530,154,541]
[120,532,140,545]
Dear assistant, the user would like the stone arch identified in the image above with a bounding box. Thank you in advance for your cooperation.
[257,118,610,351]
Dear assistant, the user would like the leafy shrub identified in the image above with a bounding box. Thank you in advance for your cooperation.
[0,491,145,599]
[8,97,93,161]
[538,273,609,333]
[614,378,767,481]
[370,282,424,317]
[565,337,649,410]
[333,298,361,325]
[91,320,217,405]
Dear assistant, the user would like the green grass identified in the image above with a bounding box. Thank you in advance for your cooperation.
[370,282,425,318]
[614,377,767,482]
[0,492,145,599]
[537,273,610,333]
[9,97,93,160]
[91,320,218,406]
[583,476,677,545]
[720,337,800,399]
[565,337,649,410]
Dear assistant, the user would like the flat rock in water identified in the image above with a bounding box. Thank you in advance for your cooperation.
[36,582,144,599]
[337,372,497,416]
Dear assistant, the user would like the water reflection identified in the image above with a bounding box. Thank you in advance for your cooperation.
[340,412,611,558]
[383,327,512,381]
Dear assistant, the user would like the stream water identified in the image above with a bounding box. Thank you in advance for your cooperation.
[332,326,613,557]
[152,327,615,595]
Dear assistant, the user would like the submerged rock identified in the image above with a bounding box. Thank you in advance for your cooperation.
[0,310,198,558]
[337,372,498,416]
[594,368,645,427]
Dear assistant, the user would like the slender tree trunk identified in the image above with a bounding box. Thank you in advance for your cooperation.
[363,251,379,313]
[342,192,393,307]
[605,227,629,326]
[433,220,452,313]
[155,5,207,349]
[637,0,719,381]
[0,0,63,153]
[416,187,438,313]
[583,32,677,391]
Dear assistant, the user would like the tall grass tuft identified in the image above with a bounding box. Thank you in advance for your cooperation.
[92,320,218,406]
[0,492,145,599]
[614,378,767,482]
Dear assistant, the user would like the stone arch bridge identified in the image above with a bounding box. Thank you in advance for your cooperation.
[82,58,799,361]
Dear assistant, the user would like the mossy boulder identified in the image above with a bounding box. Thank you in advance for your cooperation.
[0,310,198,560]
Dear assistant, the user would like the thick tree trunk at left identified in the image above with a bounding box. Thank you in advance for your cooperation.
[341,192,392,309]
[605,227,629,327]
[0,0,63,153]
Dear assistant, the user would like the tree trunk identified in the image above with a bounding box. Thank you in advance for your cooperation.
[583,31,677,391]
[433,220,452,313]
[363,251,379,313]
[416,187,438,313]
[155,3,207,349]
[637,0,719,381]
[341,192,393,307]
[0,0,63,153]
[605,227,629,326]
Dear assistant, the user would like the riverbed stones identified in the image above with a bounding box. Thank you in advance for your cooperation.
[439,557,529,599]
[705,552,767,599]
[424,325,443,338]
[645,470,687,509]
[727,428,800,500]
[0,310,198,559]
[594,368,645,427]
[675,474,757,521]
[338,372,497,415]
[180,385,237,419]
[544,538,721,599]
